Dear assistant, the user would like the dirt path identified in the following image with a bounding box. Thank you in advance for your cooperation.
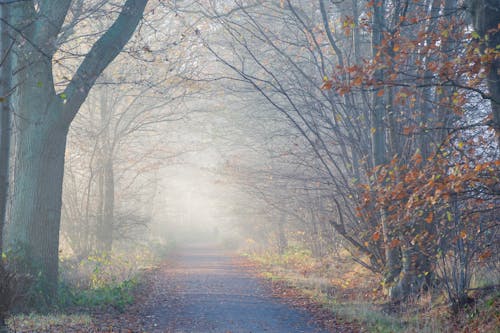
[138,243,332,333]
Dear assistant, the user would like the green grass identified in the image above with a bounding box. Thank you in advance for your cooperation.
[54,242,168,312]
[57,277,139,312]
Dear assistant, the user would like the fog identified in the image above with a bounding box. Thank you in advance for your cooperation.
[1,1,498,329]
[152,152,234,243]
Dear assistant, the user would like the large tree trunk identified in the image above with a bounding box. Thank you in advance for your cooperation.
[7,97,68,299]
[468,0,500,145]
[0,6,12,323]
[5,13,67,295]
[0,3,12,254]
[9,128,67,297]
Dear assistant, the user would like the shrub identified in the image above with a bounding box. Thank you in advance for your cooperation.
[0,262,28,326]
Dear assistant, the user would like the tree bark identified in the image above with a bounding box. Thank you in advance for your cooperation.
[277,214,287,256]
[468,0,500,145]
[7,89,67,298]
[0,3,12,255]
[95,86,115,253]
[0,317,7,333]
[97,158,114,253]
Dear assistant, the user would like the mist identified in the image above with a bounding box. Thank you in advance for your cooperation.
[0,0,498,331]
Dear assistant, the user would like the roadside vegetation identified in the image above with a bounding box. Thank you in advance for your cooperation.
[243,243,499,333]
[2,241,172,332]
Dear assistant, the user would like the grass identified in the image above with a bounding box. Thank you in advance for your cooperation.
[243,245,500,333]
[327,302,404,333]
[6,313,92,332]
[57,277,139,312]
[5,241,173,332]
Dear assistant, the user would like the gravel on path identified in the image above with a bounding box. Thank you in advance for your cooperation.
[139,243,332,333]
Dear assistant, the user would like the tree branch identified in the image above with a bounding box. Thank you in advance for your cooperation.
[34,0,72,55]
[62,0,148,124]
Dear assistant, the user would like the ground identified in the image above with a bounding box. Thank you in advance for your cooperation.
[8,243,497,332]
[6,243,361,332]
[136,243,354,332]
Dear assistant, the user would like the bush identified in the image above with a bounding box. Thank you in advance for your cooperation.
[57,278,138,312]
[55,245,164,312]
[0,262,29,326]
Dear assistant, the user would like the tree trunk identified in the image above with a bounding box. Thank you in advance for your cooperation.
[0,317,7,333]
[0,3,12,254]
[389,0,442,302]
[96,87,115,253]
[370,0,402,294]
[277,214,287,256]
[5,25,67,297]
[96,157,105,251]
[8,106,68,299]
[468,0,500,145]
[389,239,435,301]
[97,158,114,253]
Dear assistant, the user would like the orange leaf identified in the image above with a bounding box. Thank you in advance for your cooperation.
[353,76,363,86]
[413,151,423,165]
[377,89,385,97]
[425,212,433,223]
[460,230,467,239]
[403,126,414,135]
[347,66,358,73]
[389,239,401,248]
[372,231,381,241]
[428,62,438,72]
[479,249,492,261]
[321,80,333,90]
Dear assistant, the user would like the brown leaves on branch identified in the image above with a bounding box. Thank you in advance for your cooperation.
[318,11,499,107]
[320,78,333,91]
[358,135,499,253]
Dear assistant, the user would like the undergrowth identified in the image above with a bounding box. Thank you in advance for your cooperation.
[5,240,173,331]
[54,242,169,311]
[243,245,499,333]
[57,277,138,312]
[6,313,92,332]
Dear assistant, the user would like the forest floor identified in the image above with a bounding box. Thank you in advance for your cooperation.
[7,243,359,332]
[7,243,497,332]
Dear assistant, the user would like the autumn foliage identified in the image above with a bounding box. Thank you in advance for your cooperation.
[303,0,499,304]
[191,0,499,309]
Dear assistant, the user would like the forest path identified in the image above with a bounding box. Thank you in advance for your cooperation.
[138,243,336,333]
